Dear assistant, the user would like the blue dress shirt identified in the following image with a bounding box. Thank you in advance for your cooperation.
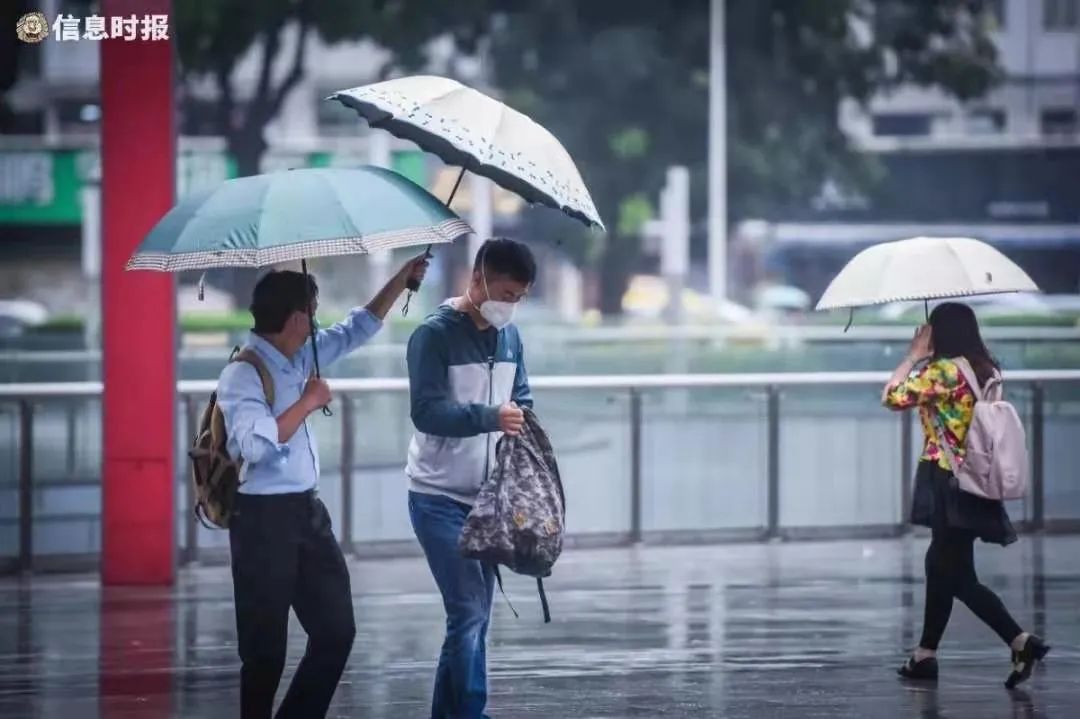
[216,308,381,495]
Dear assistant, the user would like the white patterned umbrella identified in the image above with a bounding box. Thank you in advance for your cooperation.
[328,75,603,231]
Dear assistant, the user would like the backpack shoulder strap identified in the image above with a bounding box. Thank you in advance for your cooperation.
[929,411,961,475]
[537,577,551,624]
[232,348,275,406]
[950,357,984,402]
[491,565,520,619]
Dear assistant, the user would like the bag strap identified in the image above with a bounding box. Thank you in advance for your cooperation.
[491,565,520,619]
[929,411,961,476]
[950,357,984,401]
[951,356,1004,402]
[537,577,551,624]
[491,566,552,624]
[194,502,217,531]
[232,348,275,406]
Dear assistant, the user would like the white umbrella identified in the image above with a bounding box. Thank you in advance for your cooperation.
[327,75,603,230]
[877,293,1052,321]
[816,236,1039,328]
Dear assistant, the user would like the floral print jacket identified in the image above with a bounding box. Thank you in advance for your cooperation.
[883,357,975,471]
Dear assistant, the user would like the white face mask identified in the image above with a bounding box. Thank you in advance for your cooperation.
[476,269,518,330]
[480,299,516,330]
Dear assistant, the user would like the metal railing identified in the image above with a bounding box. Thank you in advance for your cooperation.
[2,324,1079,364]
[3,369,1080,574]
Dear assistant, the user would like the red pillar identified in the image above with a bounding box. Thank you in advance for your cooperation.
[100,0,176,585]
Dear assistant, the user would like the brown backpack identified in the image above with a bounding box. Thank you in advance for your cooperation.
[188,348,274,529]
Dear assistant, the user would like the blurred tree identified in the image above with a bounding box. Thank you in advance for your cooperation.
[485,0,1002,313]
[173,0,516,302]
[174,0,505,177]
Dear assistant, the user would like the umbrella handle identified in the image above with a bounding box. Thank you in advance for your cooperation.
[402,244,433,316]
[405,243,435,291]
[402,167,467,316]
[302,259,333,416]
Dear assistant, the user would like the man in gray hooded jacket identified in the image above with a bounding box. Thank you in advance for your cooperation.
[405,238,535,718]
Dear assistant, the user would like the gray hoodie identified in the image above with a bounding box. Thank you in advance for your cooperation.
[404,303,533,504]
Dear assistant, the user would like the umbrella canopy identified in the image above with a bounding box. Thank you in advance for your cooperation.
[126,165,471,272]
[816,236,1039,311]
[877,293,1052,321]
[327,75,604,231]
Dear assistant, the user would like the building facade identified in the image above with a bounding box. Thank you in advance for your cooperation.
[764,0,1080,300]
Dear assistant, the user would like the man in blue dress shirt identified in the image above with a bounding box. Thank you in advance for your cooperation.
[217,254,426,719]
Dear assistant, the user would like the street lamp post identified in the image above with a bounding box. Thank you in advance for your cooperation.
[708,0,728,305]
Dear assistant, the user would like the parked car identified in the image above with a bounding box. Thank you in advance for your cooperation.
[0,299,48,338]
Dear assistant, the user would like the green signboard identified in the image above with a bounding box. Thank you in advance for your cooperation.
[0,148,429,226]
[0,151,82,225]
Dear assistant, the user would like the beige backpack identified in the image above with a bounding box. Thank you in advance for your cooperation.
[932,357,1029,501]
[188,348,274,528]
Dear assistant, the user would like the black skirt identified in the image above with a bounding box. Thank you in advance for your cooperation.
[910,460,1017,546]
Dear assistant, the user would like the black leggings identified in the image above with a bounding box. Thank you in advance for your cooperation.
[920,528,1023,650]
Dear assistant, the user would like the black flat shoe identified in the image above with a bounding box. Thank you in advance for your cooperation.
[897,656,939,681]
[1005,635,1050,689]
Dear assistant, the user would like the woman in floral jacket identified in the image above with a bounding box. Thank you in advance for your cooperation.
[883,302,1048,688]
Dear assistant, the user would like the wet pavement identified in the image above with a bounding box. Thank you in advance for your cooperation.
[1,535,1078,718]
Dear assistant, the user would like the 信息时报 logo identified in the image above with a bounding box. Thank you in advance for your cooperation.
[16,12,49,43]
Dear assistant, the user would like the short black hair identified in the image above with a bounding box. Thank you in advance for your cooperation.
[473,238,537,285]
[250,270,318,334]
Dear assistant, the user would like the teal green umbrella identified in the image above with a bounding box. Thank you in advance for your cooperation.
[126,165,471,271]
[126,165,471,389]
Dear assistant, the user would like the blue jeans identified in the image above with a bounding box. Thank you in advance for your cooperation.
[409,491,496,719]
